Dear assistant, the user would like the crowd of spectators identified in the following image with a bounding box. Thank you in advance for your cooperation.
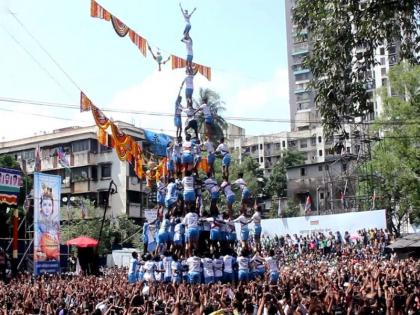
[0,228,419,314]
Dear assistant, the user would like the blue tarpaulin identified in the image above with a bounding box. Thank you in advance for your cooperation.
[143,130,173,157]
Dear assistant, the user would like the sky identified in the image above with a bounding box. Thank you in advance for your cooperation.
[0,0,290,141]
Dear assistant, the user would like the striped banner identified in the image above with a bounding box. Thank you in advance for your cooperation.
[90,0,111,21]
[171,55,212,81]
[128,30,148,57]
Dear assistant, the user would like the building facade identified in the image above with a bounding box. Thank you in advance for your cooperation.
[0,122,149,219]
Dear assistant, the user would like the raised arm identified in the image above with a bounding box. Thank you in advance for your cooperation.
[190,8,197,17]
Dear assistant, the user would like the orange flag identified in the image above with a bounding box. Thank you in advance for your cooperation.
[90,0,111,21]
[80,92,93,112]
[171,55,212,81]
[128,29,148,57]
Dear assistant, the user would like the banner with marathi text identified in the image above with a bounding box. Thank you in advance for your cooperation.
[0,167,22,206]
[33,173,61,275]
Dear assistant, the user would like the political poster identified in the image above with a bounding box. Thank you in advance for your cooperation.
[33,173,61,275]
[0,167,23,206]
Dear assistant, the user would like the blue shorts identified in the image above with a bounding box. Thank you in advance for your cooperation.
[254,268,265,279]
[214,275,223,283]
[210,229,220,241]
[205,116,213,124]
[188,272,201,284]
[174,238,183,246]
[223,272,233,283]
[220,231,227,241]
[128,273,137,283]
[187,54,193,63]
[174,115,182,128]
[254,225,262,238]
[270,271,279,283]
[173,275,182,283]
[242,188,250,200]
[157,194,165,206]
[182,152,193,164]
[204,276,214,284]
[211,191,220,201]
[137,271,144,281]
[227,194,235,206]
[186,227,199,242]
[241,229,249,241]
[207,153,215,165]
[184,190,196,202]
[167,159,174,172]
[164,276,172,283]
[165,197,177,209]
[184,23,191,34]
[185,88,193,99]
[157,231,168,244]
[222,154,231,167]
[238,270,249,282]
[229,232,237,241]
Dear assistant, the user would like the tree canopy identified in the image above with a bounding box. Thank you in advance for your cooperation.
[361,64,420,233]
[293,0,420,133]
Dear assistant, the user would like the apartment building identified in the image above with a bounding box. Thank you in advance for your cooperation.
[285,0,400,129]
[0,122,149,219]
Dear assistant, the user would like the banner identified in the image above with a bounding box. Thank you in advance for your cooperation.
[171,55,212,81]
[80,92,93,112]
[143,129,172,157]
[0,167,22,206]
[33,173,61,275]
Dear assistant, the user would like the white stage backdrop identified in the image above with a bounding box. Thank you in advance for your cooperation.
[243,209,386,237]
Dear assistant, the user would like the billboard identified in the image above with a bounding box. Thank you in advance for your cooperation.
[0,167,22,206]
[246,209,387,237]
[33,173,61,275]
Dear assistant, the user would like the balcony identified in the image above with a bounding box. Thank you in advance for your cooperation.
[127,176,148,192]
[72,152,96,167]
[128,203,142,218]
[291,43,309,55]
[293,68,310,75]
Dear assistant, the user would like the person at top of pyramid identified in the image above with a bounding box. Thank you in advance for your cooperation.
[179,3,197,36]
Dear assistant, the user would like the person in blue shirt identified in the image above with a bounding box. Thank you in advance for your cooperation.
[165,177,178,211]
[128,251,139,283]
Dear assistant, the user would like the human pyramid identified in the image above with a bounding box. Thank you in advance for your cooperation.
[130,4,271,285]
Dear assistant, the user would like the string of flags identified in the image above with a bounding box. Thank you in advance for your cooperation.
[80,92,209,186]
[90,0,211,80]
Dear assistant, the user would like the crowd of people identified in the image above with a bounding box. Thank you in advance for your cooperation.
[1,229,419,314]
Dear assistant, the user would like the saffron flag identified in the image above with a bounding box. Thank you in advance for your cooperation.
[171,55,212,81]
[111,15,129,37]
[305,195,312,214]
[80,92,93,112]
[91,0,111,21]
[91,105,111,129]
[129,30,148,57]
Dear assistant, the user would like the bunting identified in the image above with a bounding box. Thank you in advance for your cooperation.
[80,92,93,112]
[171,55,212,81]
[129,30,147,57]
[111,16,129,37]
[90,0,111,21]
[97,128,114,148]
[91,104,111,129]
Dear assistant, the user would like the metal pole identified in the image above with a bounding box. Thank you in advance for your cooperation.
[97,180,116,251]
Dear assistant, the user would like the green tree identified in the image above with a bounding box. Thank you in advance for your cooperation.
[360,64,420,234]
[266,150,306,198]
[293,0,420,133]
[194,88,227,143]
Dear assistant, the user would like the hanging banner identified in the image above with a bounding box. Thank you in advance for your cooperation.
[91,104,111,129]
[143,130,172,157]
[171,55,212,81]
[111,15,129,37]
[33,173,61,275]
[128,30,147,57]
[0,167,22,206]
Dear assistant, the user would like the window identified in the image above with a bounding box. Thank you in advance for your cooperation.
[300,139,307,148]
[91,166,98,181]
[380,57,386,66]
[380,47,385,55]
[100,144,112,153]
[318,165,323,172]
[318,136,322,143]
[319,149,323,157]
[310,137,316,146]
[388,45,397,54]
[381,67,387,76]
[259,144,263,150]
[342,163,347,172]
[101,164,111,178]
[260,157,263,163]
[382,78,388,87]
[300,168,306,176]
[288,140,297,148]
[325,164,329,171]
[320,192,324,199]
[282,141,286,148]
[72,139,90,152]
[21,149,35,160]
[275,143,281,150]
[71,167,89,182]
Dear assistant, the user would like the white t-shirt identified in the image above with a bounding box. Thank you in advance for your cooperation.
[204,178,219,194]
[233,215,249,232]
[221,181,235,198]
[159,218,170,233]
[213,258,223,278]
[251,254,265,270]
[265,256,278,273]
[234,178,247,191]
[223,255,234,273]
[183,140,193,153]
[172,143,182,159]
[143,261,156,282]
[202,258,214,278]
[199,103,211,118]
[162,256,173,278]
[185,74,194,89]
[204,140,215,154]
[182,38,193,56]
[216,143,229,156]
[187,256,202,273]
[174,223,184,241]
[182,176,195,192]
[252,212,262,225]
[237,256,250,271]
[183,212,199,228]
